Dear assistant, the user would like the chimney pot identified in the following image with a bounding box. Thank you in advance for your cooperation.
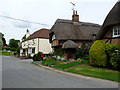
[72,10,79,22]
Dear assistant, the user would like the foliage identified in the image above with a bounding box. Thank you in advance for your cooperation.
[75,42,89,59]
[89,40,120,70]
[54,47,64,57]
[33,52,43,61]
[9,38,20,48]
[41,57,57,66]
[89,40,107,67]
[109,44,120,70]
[77,58,83,62]
[22,34,26,41]
[1,51,14,56]
[1,33,7,46]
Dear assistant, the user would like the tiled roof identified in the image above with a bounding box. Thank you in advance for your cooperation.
[26,28,49,40]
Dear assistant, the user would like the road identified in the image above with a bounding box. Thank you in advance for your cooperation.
[2,56,118,88]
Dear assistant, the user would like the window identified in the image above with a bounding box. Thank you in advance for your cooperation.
[32,48,35,53]
[113,26,120,37]
[52,34,56,41]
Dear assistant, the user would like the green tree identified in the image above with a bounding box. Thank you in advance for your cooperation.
[22,34,26,41]
[9,38,20,48]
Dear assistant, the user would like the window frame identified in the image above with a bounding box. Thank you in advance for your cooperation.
[113,26,120,37]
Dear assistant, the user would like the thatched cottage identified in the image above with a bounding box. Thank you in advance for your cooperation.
[96,1,120,44]
[49,11,101,60]
[50,11,100,47]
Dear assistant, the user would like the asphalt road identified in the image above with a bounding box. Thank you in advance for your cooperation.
[2,56,118,88]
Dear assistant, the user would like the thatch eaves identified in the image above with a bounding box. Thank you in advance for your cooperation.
[49,19,101,43]
[96,1,120,39]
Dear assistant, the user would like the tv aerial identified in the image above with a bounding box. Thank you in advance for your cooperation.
[70,2,75,11]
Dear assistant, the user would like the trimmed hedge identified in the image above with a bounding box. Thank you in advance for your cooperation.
[89,40,107,67]
[89,40,120,70]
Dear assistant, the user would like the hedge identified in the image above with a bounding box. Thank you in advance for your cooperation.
[89,40,119,70]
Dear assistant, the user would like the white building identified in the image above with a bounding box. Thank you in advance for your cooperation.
[20,29,53,57]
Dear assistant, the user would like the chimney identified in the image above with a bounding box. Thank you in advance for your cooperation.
[26,29,30,38]
[72,10,79,22]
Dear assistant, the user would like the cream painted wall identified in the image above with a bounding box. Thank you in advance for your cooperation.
[38,38,53,54]
[20,38,53,57]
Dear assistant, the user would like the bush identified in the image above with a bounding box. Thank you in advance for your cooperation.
[75,42,89,59]
[89,40,120,70]
[33,52,42,61]
[109,45,120,70]
[89,40,107,67]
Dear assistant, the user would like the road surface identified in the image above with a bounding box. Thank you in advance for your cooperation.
[2,56,118,88]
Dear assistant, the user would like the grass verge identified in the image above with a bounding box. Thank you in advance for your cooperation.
[0,51,14,56]
[52,60,89,70]
[65,64,119,82]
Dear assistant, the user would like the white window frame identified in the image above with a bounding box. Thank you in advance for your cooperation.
[113,26,120,37]
[52,34,56,41]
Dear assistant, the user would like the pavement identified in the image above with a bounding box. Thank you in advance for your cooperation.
[2,56,119,88]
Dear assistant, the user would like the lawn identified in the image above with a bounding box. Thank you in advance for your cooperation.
[65,64,119,82]
[0,51,14,56]
[52,60,89,70]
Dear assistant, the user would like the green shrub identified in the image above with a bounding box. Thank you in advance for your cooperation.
[77,58,83,62]
[89,40,107,67]
[75,42,89,59]
[89,40,120,70]
[109,44,120,70]
[33,52,42,61]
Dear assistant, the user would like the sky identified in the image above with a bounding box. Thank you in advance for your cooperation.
[0,0,118,44]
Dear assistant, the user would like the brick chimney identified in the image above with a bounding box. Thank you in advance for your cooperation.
[72,10,79,22]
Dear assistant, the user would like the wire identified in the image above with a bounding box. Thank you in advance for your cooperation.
[0,15,51,26]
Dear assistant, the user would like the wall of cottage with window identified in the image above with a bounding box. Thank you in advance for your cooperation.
[20,38,53,57]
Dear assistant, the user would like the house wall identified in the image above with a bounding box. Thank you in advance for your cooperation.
[102,28,120,44]
[20,38,53,57]
[38,38,53,54]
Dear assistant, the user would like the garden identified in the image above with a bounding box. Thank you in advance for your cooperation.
[32,40,120,82]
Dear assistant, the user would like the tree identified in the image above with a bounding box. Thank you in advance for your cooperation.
[22,34,26,41]
[9,38,20,48]
[0,33,7,46]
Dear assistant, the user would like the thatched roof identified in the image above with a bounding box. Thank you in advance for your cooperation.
[62,40,78,49]
[49,19,101,43]
[96,1,120,39]
[25,28,49,41]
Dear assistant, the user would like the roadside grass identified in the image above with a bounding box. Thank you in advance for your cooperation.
[65,64,119,82]
[52,60,89,70]
[0,51,14,56]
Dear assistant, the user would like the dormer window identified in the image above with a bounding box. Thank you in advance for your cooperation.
[113,26,120,37]
[52,34,56,41]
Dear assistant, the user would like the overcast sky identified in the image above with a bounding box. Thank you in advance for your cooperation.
[0,0,118,44]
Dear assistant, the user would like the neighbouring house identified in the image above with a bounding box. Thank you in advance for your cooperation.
[20,29,53,57]
[96,1,120,44]
[49,10,101,60]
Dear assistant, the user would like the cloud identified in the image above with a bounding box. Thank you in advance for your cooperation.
[13,21,31,28]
